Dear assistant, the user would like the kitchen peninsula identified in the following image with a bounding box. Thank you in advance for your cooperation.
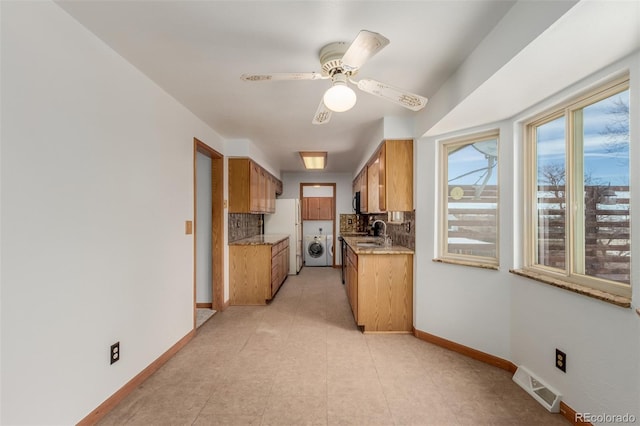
[342,236,414,332]
[229,234,289,305]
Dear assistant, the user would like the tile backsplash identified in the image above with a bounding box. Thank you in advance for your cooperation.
[367,211,415,250]
[228,213,262,242]
[339,214,367,233]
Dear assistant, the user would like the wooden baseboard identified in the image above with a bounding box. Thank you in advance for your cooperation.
[77,329,196,426]
[559,402,593,425]
[196,302,213,309]
[414,328,517,373]
[414,328,591,425]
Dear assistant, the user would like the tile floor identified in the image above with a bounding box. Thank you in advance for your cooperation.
[99,267,569,425]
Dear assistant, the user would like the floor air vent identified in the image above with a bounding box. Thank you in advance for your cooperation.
[513,366,562,412]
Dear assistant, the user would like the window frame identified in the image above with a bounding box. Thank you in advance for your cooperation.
[438,129,500,268]
[523,76,631,299]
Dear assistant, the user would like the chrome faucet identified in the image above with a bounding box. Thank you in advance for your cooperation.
[372,219,392,247]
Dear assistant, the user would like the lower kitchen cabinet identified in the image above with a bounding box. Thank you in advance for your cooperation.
[230,237,289,305]
[345,245,359,321]
[345,246,413,332]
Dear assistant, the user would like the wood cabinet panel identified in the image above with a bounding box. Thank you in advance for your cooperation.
[228,158,281,214]
[385,140,413,212]
[367,157,381,214]
[230,238,289,305]
[378,144,386,212]
[353,168,368,213]
[344,245,413,332]
[352,139,412,213]
[345,245,358,321]
[357,253,413,332]
[302,197,333,220]
[229,245,272,305]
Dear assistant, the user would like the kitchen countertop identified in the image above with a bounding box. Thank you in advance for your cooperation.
[342,236,414,255]
[339,232,369,238]
[229,234,289,246]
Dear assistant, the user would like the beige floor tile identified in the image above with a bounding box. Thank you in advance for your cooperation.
[261,393,328,426]
[98,267,569,426]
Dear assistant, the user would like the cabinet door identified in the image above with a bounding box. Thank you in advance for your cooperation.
[367,157,381,213]
[360,169,368,213]
[378,144,386,212]
[318,197,333,220]
[302,197,318,220]
[228,158,250,213]
[309,197,320,220]
[265,175,275,213]
[249,161,261,213]
[259,169,267,213]
[385,139,413,211]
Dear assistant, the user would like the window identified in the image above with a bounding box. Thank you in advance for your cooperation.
[524,77,630,299]
[439,130,499,267]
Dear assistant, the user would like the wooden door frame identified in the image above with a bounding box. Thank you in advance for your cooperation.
[193,138,225,329]
[299,182,337,267]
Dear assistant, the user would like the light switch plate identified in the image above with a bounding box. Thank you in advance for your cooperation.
[185,220,193,235]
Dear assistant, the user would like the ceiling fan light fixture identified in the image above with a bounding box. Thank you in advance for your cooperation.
[323,73,356,112]
[299,151,327,170]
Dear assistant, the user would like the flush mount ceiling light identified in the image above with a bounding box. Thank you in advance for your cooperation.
[241,30,428,125]
[299,151,327,170]
[323,72,357,112]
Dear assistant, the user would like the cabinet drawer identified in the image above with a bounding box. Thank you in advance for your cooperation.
[272,239,289,255]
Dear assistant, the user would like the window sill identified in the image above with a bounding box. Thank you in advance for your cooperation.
[509,269,631,308]
[433,258,499,271]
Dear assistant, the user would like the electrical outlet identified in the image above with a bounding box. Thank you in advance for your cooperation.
[555,349,566,372]
[110,342,120,365]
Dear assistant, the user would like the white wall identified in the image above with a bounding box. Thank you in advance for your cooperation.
[226,138,280,178]
[1,2,227,424]
[415,53,640,419]
[281,172,353,216]
[415,120,513,359]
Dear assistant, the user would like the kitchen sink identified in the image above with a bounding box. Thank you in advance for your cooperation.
[356,242,382,248]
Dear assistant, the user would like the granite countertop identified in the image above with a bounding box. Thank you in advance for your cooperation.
[229,234,289,246]
[339,232,369,237]
[343,236,414,255]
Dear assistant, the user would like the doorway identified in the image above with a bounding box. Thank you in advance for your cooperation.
[194,138,224,329]
[299,182,336,267]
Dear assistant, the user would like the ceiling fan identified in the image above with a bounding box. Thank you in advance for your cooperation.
[241,30,428,125]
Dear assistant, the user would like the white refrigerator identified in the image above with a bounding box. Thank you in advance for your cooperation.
[264,198,302,274]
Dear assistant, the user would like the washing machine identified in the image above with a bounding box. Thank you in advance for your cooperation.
[326,235,334,266]
[305,235,327,266]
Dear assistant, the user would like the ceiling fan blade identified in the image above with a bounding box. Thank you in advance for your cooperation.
[356,79,428,111]
[312,99,332,125]
[241,72,326,81]
[341,30,390,72]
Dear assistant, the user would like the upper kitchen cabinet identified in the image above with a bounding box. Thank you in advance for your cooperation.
[229,158,281,214]
[302,197,334,220]
[353,168,368,213]
[355,139,413,213]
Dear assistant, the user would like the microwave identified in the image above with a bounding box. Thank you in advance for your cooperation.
[353,191,361,214]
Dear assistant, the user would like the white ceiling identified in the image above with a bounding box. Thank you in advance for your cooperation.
[55,0,516,173]
[55,1,640,175]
